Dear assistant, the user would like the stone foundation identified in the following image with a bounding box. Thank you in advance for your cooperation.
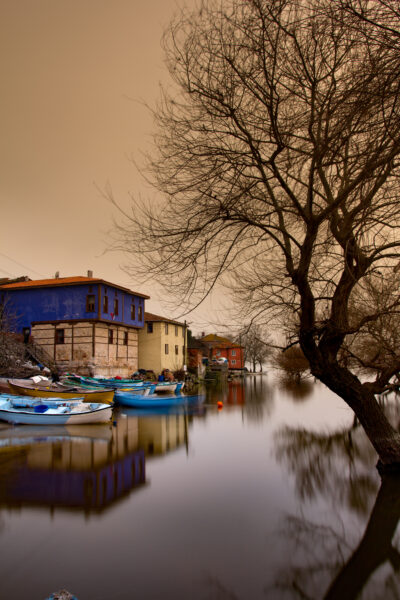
[31,321,139,377]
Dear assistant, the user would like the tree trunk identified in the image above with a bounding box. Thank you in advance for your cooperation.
[312,362,400,469]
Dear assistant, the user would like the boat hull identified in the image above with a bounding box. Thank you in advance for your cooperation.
[63,376,184,393]
[114,391,203,409]
[0,405,112,425]
[8,380,114,404]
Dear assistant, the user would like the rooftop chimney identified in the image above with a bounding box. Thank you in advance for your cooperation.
[87,270,93,278]
[55,271,60,279]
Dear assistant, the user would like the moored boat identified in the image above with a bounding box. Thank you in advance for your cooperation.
[114,386,204,409]
[0,394,113,425]
[8,379,114,404]
[61,375,184,394]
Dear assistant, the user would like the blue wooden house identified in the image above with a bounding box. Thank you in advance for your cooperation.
[0,274,149,377]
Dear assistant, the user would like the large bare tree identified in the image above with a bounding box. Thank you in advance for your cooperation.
[114,0,400,468]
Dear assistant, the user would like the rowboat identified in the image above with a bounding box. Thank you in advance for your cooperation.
[114,386,205,409]
[61,375,184,394]
[8,379,114,404]
[0,394,113,425]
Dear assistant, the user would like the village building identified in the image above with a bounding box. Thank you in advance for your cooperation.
[197,333,245,371]
[0,274,149,377]
[138,312,188,375]
[187,337,209,376]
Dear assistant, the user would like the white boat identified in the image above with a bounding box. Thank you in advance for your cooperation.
[0,394,112,425]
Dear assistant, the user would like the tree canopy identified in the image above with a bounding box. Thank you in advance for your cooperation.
[114,0,400,466]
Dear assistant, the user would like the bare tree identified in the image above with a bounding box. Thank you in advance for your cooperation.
[340,271,400,378]
[237,324,271,371]
[113,0,400,467]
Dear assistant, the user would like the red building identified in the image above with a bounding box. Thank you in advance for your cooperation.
[199,334,245,370]
[187,338,208,370]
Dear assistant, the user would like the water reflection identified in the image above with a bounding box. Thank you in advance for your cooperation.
[0,422,146,514]
[273,473,400,600]
[324,474,400,599]
[278,377,314,402]
[0,408,195,515]
[275,423,378,513]
[206,375,275,420]
[0,378,275,518]
[119,408,191,456]
[273,398,400,599]
[2,377,397,599]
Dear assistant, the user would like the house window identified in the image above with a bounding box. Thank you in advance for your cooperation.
[165,343,169,354]
[55,329,65,344]
[86,294,95,312]
[103,295,108,313]
[231,350,236,356]
[114,298,119,316]
[138,306,143,321]
[108,329,114,344]
[131,303,136,320]
[216,350,221,356]
[232,359,236,365]
[175,345,179,355]
[175,326,178,336]
[123,331,128,345]
[147,323,153,333]
[165,323,169,334]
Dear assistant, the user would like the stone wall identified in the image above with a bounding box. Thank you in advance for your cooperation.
[31,321,139,377]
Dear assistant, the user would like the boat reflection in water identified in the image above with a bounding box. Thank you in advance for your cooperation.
[0,406,197,515]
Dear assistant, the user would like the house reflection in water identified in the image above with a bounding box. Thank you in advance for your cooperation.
[133,411,190,456]
[0,411,191,514]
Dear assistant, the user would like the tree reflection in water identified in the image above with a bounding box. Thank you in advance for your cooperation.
[244,376,275,421]
[273,404,400,599]
[278,378,314,402]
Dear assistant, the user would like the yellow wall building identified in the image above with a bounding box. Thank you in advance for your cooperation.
[138,312,187,375]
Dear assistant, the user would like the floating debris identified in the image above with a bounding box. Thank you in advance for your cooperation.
[45,590,78,600]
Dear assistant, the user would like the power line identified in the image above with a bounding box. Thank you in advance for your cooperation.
[0,252,45,277]
[0,266,16,277]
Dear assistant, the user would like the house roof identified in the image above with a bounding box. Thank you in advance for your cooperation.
[199,333,243,348]
[0,276,31,285]
[0,276,150,298]
[188,338,208,350]
[144,312,186,327]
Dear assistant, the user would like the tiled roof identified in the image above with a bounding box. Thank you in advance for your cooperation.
[0,276,150,298]
[145,312,185,326]
[188,338,208,350]
[200,333,242,347]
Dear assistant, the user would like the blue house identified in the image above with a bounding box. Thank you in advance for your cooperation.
[0,274,149,377]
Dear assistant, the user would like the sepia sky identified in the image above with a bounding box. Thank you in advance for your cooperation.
[0,0,232,334]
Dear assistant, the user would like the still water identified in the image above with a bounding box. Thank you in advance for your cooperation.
[0,375,399,600]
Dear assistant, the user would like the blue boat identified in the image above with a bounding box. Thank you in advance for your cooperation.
[114,386,204,409]
[62,375,184,394]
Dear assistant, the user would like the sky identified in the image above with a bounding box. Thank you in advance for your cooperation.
[0,0,234,336]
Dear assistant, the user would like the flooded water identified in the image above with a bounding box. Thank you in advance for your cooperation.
[0,374,399,600]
